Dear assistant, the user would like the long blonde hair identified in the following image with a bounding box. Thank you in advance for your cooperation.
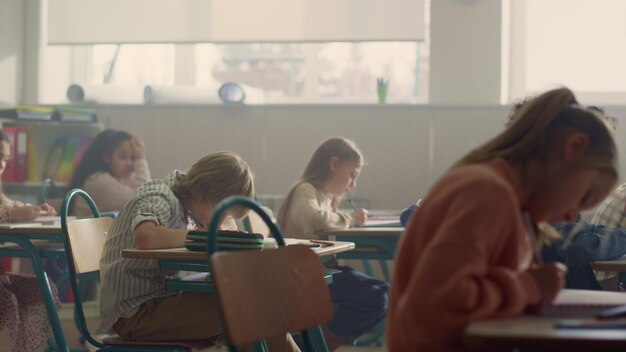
[277,137,363,227]
[457,87,617,179]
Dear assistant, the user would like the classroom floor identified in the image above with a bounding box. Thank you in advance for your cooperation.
[0,259,390,351]
[0,315,388,352]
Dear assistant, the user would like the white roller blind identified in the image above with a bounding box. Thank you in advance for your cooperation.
[47,0,424,44]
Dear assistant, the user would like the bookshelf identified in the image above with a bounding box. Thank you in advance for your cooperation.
[0,118,102,202]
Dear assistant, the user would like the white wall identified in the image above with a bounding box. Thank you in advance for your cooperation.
[18,0,626,211]
[100,105,506,209]
[0,0,24,105]
[429,0,502,105]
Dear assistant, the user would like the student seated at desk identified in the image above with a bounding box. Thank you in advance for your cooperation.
[387,87,616,352]
[504,101,626,291]
[0,129,59,350]
[277,137,389,351]
[587,181,626,289]
[99,151,299,351]
[542,217,626,290]
[0,130,56,222]
[68,129,151,216]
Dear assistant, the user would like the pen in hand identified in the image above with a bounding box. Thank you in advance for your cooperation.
[187,210,205,229]
[348,198,358,211]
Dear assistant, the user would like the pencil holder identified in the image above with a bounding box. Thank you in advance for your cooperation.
[376,81,388,104]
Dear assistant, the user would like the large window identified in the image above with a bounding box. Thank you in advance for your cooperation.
[41,42,426,104]
[508,0,626,103]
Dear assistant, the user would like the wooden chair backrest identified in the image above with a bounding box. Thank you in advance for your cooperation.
[211,245,333,347]
[66,217,114,274]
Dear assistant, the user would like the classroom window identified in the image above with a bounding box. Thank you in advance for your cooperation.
[39,42,426,104]
[507,0,626,104]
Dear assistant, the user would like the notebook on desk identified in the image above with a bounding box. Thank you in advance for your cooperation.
[528,289,626,318]
[0,216,71,229]
[358,215,402,227]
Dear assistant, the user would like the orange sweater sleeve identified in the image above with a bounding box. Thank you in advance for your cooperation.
[389,177,541,351]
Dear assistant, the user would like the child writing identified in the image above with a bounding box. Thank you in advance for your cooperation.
[68,129,151,216]
[0,130,56,222]
[277,137,388,350]
[99,151,299,351]
[506,101,626,290]
[386,87,617,352]
[0,129,59,351]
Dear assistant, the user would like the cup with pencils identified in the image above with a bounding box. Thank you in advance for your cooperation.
[376,77,389,104]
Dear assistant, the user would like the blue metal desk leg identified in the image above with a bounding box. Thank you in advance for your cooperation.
[10,236,69,352]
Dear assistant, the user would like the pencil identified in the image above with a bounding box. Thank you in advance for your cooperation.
[310,239,335,247]
[348,198,358,211]
[187,210,205,228]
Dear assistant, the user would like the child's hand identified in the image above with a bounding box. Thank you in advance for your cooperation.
[10,205,42,222]
[526,262,567,303]
[131,134,145,160]
[40,203,57,216]
[351,208,369,226]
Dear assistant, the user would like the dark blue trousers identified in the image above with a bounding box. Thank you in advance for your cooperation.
[324,263,389,341]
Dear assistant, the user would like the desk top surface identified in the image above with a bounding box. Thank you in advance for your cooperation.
[591,256,626,271]
[463,289,626,350]
[0,224,62,235]
[122,239,355,260]
[319,226,404,237]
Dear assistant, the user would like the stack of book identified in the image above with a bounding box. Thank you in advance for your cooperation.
[0,106,54,121]
[0,106,98,123]
[185,230,264,252]
[52,106,97,123]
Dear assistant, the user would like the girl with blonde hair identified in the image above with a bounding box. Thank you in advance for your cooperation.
[387,87,618,352]
[278,137,388,350]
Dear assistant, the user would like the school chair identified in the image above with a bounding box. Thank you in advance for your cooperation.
[207,196,333,352]
[60,188,213,351]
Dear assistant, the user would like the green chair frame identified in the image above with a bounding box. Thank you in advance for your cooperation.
[60,188,196,351]
[206,196,330,352]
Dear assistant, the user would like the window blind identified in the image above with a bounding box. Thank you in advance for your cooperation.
[47,0,425,44]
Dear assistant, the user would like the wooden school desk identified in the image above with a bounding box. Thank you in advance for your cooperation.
[591,257,626,272]
[319,226,403,281]
[122,239,356,293]
[319,226,403,346]
[0,224,70,352]
[463,289,626,351]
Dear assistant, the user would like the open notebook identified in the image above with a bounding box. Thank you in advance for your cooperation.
[358,215,402,227]
[0,216,73,229]
[528,289,626,319]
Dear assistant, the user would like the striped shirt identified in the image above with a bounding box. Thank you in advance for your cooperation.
[590,182,626,281]
[99,170,189,330]
[592,183,626,228]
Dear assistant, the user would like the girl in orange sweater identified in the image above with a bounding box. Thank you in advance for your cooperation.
[387,87,618,352]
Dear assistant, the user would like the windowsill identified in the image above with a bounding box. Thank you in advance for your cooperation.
[37,102,513,109]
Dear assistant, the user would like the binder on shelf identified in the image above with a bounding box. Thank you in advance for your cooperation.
[52,106,97,123]
[0,106,54,121]
[43,138,66,181]
[55,137,79,182]
[1,126,17,183]
[73,136,94,170]
[27,135,38,182]
[43,135,95,183]
[15,126,29,182]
